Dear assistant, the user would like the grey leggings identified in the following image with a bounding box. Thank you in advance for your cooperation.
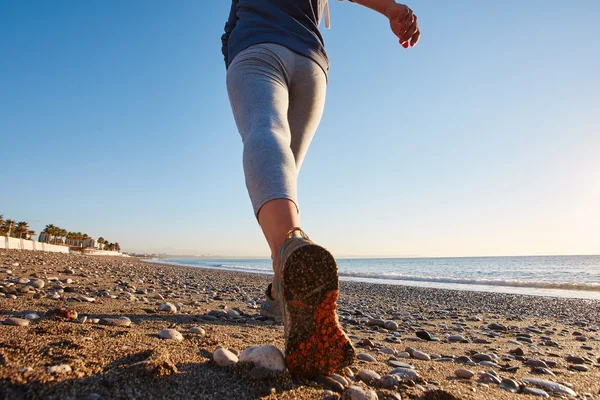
[226,43,327,218]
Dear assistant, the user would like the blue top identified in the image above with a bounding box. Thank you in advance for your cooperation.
[222,0,351,75]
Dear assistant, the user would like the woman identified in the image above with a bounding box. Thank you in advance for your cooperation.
[222,0,420,377]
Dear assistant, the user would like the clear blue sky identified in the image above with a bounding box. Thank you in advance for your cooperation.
[1,1,599,257]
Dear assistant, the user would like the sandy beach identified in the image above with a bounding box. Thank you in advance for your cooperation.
[1,249,599,400]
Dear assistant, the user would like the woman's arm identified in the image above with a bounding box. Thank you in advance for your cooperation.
[350,0,420,48]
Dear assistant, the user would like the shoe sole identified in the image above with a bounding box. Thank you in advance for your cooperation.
[282,243,356,377]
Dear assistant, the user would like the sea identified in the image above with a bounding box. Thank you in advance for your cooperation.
[151,255,600,300]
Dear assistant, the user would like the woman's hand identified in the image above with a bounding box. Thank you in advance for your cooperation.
[386,3,420,48]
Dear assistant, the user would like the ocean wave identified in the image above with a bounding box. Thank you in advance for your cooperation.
[338,271,600,292]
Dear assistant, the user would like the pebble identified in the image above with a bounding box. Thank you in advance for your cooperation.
[488,322,507,331]
[48,364,72,374]
[522,378,577,396]
[412,350,430,361]
[527,358,549,368]
[342,386,377,400]
[471,353,494,362]
[329,373,349,387]
[390,367,419,380]
[478,372,501,384]
[99,317,131,327]
[159,329,183,341]
[499,378,520,393]
[448,334,465,342]
[315,375,344,393]
[357,353,376,362]
[158,302,177,313]
[415,330,436,341]
[46,307,78,320]
[29,279,45,289]
[213,347,238,367]
[357,369,381,383]
[2,317,30,326]
[522,387,549,397]
[565,355,585,364]
[383,320,398,331]
[396,352,411,358]
[454,368,474,379]
[388,360,414,369]
[189,326,206,335]
[239,345,285,372]
[569,364,588,372]
[23,313,40,320]
[378,374,400,389]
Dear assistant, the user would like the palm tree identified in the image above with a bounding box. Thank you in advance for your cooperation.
[27,230,36,239]
[15,221,29,239]
[82,233,89,247]
[98,237,105,250]
[43,224,56,243]
[4,219,16,237]
[114,242,121,252]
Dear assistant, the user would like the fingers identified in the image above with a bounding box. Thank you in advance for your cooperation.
[390,6,420,48]
[399,17,419,47]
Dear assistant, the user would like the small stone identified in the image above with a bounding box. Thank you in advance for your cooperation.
[159,329,183,341]
[29,279,45,289]
[213,347,238,367]
[488,322,507,331]
[78,295,96,303]
[189,326,206,335]
[448,334,465,342]
[455,356,472,364]
[499,378,520,393]
[158,302,177,313]
[388,360,414,369]
[315,375,345,393]
[23,313,40,320]
[2,317,30,326]
[99,317,131,327]
[527,358,549,368]
[357,369,381,383]
[378,374,400,389]
[379,347,396,355]
[565,355,585,364]
[48,364,72,374]
[522,387,549,397]
[454,368,474,379]
[478,372,501,384]
[412,350,430,361]
[522,378,577,396]
[329,373,349,387]
[396,352,411,358]
[357,353,376,362]
[384,320,398,331]
[415,330,435,341]
[570,364,589,372]
[342,385,377,400]
[471,353,494,362]
[46,307,78,320]
[239,345,285,372]
[390,367,419,380]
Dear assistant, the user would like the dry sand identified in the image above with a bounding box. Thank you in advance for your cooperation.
[1,249,599,400]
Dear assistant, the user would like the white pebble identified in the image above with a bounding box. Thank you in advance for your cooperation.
[189,326,206,335]
[213,347,238,367]
[159,329,183,341]
[239,345,285,372]
[48,364,71,374]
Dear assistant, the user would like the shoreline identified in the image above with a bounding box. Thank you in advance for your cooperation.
[1,249,599,399]
[148,258,600,301]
